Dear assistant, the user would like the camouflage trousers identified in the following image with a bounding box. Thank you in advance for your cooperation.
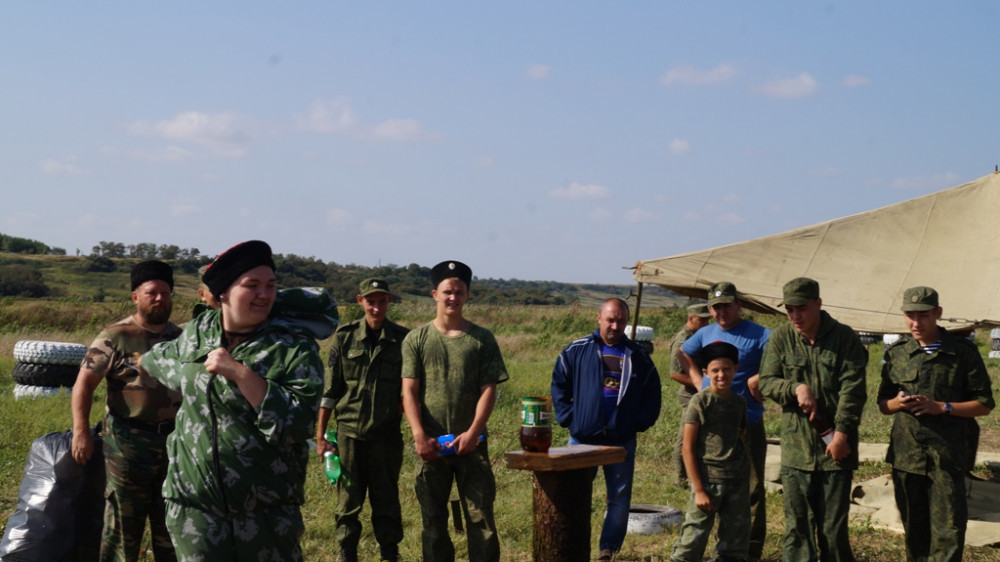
[669,478,750,562]
[335,431,404,552]
[893,468,967,562]
[672,386,696,485]
[745,420,767,561]
[780,467,855,562]
[101,415,175,562]
[164,500,304,562]
[414,440,499,562]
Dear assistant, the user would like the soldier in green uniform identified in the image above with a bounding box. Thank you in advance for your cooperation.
[71,260,182,562]
[401,260,509,562]
[140,240,339,561]
[877,286,994,562]
[668,303,712,485]
[316,278,408,562]
[759,278,867,562]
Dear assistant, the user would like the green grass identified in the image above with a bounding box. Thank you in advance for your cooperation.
[1,307,999,560]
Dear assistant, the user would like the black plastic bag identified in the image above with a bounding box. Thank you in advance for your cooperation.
[0,428,105,561]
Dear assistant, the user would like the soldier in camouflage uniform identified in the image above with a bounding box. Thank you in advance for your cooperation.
[670,341,750,562]
[401,261,509,562]
[71,260,182,562]
[877,286,994,562]
[140,241,339,561]
[316,278,409,562]
[759,278,867,562]
[667,303,712,485]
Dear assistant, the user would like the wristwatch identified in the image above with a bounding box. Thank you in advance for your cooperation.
[943,402,953,415]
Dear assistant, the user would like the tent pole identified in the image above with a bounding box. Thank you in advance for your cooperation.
[631,281,644,337]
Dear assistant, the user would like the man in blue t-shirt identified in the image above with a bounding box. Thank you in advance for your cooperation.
[680,281,770,562]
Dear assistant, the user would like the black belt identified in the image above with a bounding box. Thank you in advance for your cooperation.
[113,415,175,435]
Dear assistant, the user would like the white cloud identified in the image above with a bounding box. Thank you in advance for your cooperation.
[297,98,358,133]
[39,157,86,176]
[589,207,613,223]
[170,203,202,217]
[127,111,252,158]
[362,219,412,236]
[716,212,745,226]
[624,207,657,223]
[660,63,735,87]
[755,73,818,99]
[842,74,871,88]
[326,208,354,226]
[527,64,551,79]
[668,138,691,154]
[880,172,962,191]
[369,118,434,141]
[474,156,496,168]
[550,182,611,200]
[130,145,193,162]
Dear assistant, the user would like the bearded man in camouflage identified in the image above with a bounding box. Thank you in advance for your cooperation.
[71,260,182,562]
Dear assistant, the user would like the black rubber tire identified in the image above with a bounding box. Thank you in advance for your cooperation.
[857,332,880,346]
[636,341,654,355]
[12,362,79,387]
[626,504,682,535]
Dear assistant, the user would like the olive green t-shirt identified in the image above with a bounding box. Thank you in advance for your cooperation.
[683,388,749,481]
[401,322,509,437]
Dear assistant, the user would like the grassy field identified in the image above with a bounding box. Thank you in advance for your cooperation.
[0,300,998,560]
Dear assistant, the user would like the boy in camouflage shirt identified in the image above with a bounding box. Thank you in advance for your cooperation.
[670,341,749,562]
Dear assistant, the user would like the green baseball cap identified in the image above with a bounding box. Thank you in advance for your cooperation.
[707,281,738,306]
[900,286,939,312]
[359,278,392,297]
[686,303,711,318]
[780,277,820,307]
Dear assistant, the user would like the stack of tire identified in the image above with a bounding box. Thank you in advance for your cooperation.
[990,328,1000,359]
[625,325,654,355]
[11,340,87,399]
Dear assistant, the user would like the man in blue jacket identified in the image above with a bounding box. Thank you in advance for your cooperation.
[551,297,662,561]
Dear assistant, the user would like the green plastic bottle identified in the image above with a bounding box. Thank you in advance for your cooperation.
[323,428,341,484]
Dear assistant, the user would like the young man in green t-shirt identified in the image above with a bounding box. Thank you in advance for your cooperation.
[401,260,509,562]
[671,341,750,562]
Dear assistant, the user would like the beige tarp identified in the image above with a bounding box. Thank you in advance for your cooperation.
[633,172,1000,333]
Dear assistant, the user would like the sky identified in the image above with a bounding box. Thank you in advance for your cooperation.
[3,2,999,284]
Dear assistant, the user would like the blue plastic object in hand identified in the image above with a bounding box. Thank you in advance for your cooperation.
[437,433,485,456]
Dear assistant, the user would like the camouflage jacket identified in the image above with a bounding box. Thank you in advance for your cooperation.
[668,325,697,394]
[143,287,339,514]
[877,329,995,474]
[82,315,182,425]
[684,388,749,481]
[759,311,868,471]
[319,318,409,439]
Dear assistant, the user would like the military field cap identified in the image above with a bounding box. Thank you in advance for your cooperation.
[706,281,738,306]
[131,260,174,291]
[687,303,711,318]
[901,286,939,312]
[202,240,276,298]
[780,277,820,307]
[359,278,391,297]
[430,260,472,289]
[698,340,739,370]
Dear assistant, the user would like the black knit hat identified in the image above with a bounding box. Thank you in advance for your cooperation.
[697,341,739,370]
[131,260,174,291]
[202,240,276,298]
[430,260,472,289]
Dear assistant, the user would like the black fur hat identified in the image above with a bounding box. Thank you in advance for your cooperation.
[202,240,275,298]
[130,260,174,291]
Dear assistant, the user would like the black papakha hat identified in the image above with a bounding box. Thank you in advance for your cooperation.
[430,260,472,289]
[131,260,174,291]
[202,240,276,298]
[697,340,739,370]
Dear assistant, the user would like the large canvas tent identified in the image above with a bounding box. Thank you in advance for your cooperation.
[633,171,1000,334]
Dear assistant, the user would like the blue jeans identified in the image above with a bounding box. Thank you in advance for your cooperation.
[569,436,637,552]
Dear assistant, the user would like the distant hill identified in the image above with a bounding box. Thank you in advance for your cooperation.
[0,252,691,309]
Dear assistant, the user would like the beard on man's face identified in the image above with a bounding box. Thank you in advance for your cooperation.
[140,302,172,325]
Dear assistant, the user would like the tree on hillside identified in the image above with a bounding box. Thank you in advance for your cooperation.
[0,265,49,297]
